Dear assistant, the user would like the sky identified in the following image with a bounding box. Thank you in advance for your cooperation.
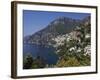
[23,10,90,37]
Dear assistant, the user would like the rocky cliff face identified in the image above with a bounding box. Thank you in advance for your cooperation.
[24,17,82,45]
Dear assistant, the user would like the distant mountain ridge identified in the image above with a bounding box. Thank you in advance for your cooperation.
[24,16,90,45]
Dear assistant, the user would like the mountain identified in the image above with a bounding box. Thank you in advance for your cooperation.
[51,16,91,67]
[54,15,91,55]
[24,17,82,45]
[24,16,90,45]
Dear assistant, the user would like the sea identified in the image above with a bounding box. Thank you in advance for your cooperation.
[23,43,59,65]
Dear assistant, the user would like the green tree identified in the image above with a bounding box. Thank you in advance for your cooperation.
[31,56,46,68]
[23,54,33,69]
